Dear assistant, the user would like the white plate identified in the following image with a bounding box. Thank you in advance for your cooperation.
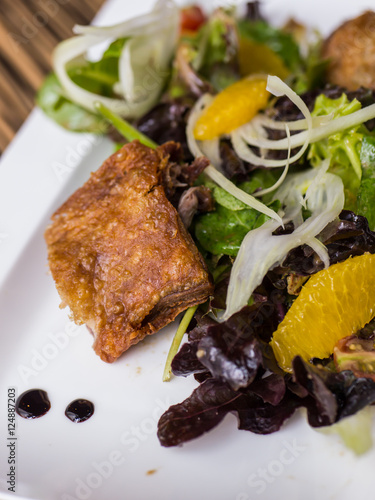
[1,1,375,499]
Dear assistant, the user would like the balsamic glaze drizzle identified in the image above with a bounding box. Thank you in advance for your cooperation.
[16,389,51,419]
[15,390,94,423]
[65,399,94,423]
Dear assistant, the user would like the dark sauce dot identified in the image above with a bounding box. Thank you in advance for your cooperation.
[65,399,94,423]
[16,389,51,419]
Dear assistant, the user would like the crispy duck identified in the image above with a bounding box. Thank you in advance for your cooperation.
[45,141,213,362]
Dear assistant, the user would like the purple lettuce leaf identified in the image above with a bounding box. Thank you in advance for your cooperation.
[157,377,302,447]
[292,356,375,427]
[249,373,286,405]
[234,391,302,435]
[197,305,282,391]
[157,378,239,447]
[171,312,217,378]
[281,210,375,276]
[292,357,338,427]
[171,342,206,377]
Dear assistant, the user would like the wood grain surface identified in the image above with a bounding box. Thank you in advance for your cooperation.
[0,0,106,155]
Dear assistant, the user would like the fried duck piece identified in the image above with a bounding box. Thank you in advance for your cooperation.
[323,11,375,91]
[45,141,213,362]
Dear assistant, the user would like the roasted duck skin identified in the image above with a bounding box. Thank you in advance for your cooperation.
[45,141,213,362]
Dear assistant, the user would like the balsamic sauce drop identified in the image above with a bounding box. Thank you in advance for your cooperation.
[16,389,51,419]
[65,399,94,423]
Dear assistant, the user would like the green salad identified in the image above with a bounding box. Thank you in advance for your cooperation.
[39,0,375,451]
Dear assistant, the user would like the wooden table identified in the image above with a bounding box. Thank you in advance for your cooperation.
[0,0,105,155]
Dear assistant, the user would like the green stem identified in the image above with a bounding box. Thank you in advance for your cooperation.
[344,138,362,180]
[162,306,198,382]
[94,101,158,149]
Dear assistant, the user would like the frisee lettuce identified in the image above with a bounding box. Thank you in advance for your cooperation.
[308,93,372,211]
[357,136,375,230]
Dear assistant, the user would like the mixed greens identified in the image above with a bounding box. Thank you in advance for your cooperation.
[38,1,375,451]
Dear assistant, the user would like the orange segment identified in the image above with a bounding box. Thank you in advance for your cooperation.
[193,77,269,141]
[238,38,290,80]
[270,253,375,372]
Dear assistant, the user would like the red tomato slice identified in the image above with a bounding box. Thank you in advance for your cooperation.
[180,5,206,33]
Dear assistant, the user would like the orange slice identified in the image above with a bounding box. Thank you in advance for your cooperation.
[238,38,290,80]
[193,77,269,141]
[270,253,375,372]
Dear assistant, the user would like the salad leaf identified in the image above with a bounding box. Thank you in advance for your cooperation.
[194,171,280,256]
[198,14,234,70]
[280,210,375,275]
[235,390,301,435]
[194,200,280,256]
[171,312,218,378]
[248,373,286,406]
[36,73,109,134]
[157,376,302,446]
[67,38,128,97]
[308,93,366,211]
[292,39,328,94]
[157,378,237,447]
[220,141,247,179]
[197,310,264,391]
[319,407,373,456]
[37,38,130,133]
[171,341,207,377]
[292,357,375,427]
[176,300,285,386]
[197,304,282,391]
[135,99,194,161]
[357,136,375,230]
[189,9,240,92]
[334,335,375,379]
[212,186,249,211]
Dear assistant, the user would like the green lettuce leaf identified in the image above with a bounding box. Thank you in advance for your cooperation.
[293,39,329,94]
[195,201,280,257]
[357,136,375,230]
[37,38,130,133]
[195,170,280,256]
[308,93,367,211]
[36,73,109,134]
[67,38,128,97]
[191,9,240,91]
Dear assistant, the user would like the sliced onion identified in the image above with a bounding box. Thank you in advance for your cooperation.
[119,23,177,105]
[53,35,133,115]
[253,124,291,198]
[231,76,313,168]
[236,104,375,152]
[267,75,313,127]
[118,2,178,104]
[231,75,375,174]
[53,0,178,119]
[73,0,177,38]
[306,237,330,268]
[255,113,333,131]
[204,165,282,223]
[222,170,345,320]
[187,93,282,222]
[304,157,330,202]
[199,138,221,168]
[231,127,307,167]
[186,93,222,171]
[186,94,216,161]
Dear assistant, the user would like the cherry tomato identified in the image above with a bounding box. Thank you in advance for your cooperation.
[180,5,206,33]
